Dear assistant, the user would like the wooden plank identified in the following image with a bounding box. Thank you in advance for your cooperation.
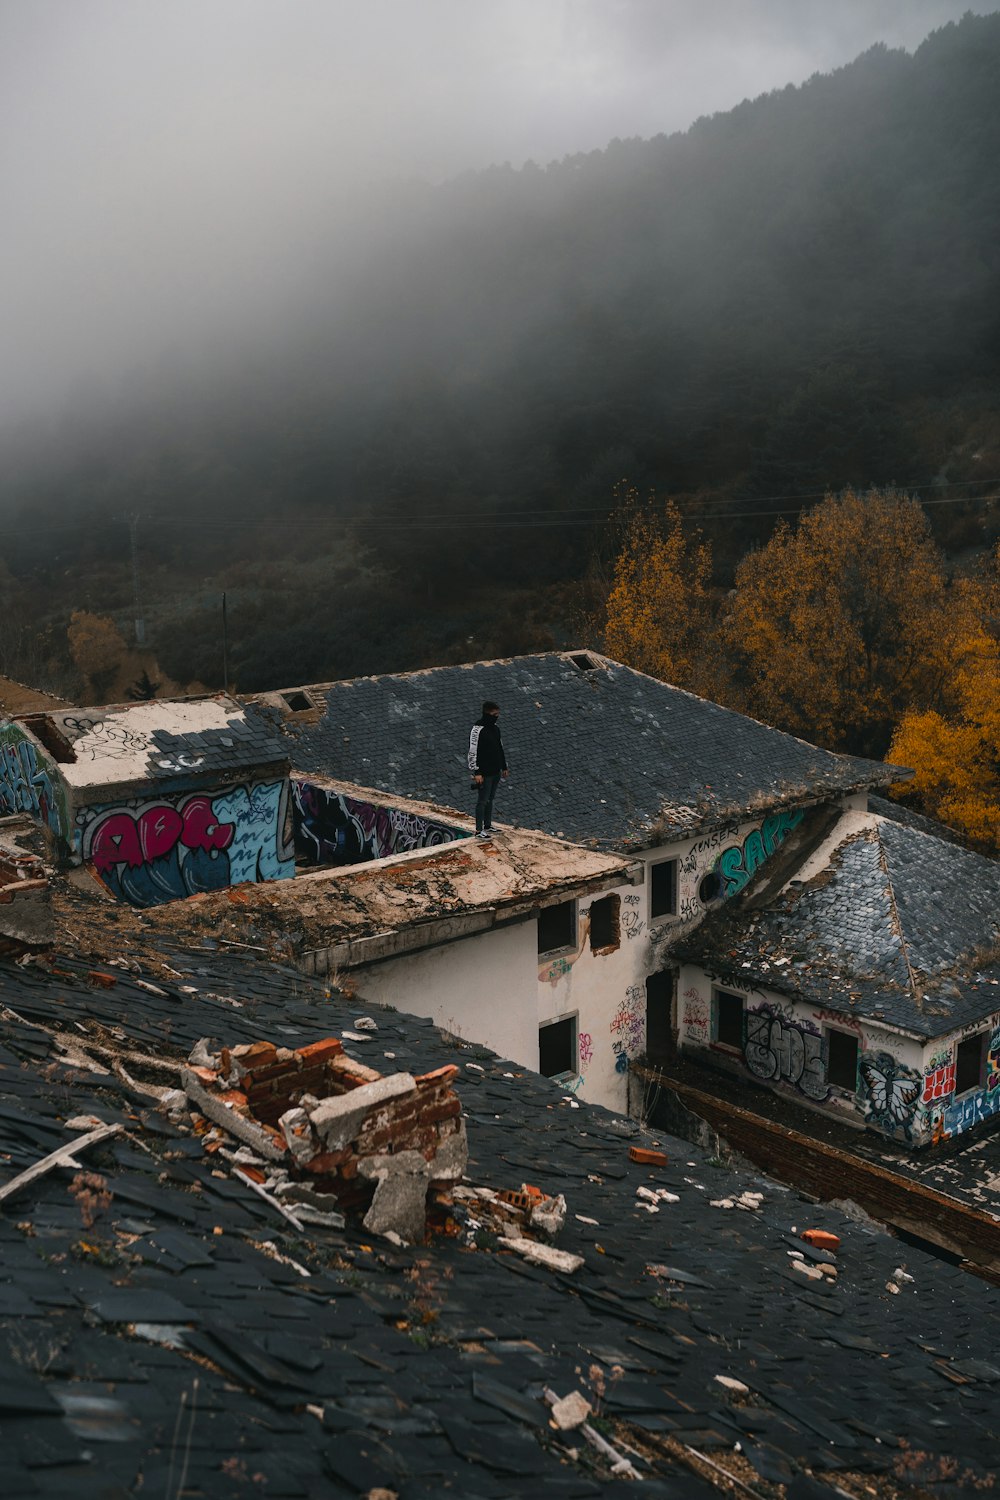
[0,1122,123,1206]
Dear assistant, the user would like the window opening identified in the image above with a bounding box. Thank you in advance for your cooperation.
[714,990,744,1049]
[538,900,576,956]
[650,859,678,919]
[539,1016,576,1076]
[955,1032,987,1095]
[699,871,723,904]
[589,894,620,952]
[568,652,600,672]
[282,691,313,712]
[827,1029,859,1091]
[645,970,674,1064]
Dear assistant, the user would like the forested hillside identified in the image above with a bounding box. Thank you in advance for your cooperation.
[2,10,999,694]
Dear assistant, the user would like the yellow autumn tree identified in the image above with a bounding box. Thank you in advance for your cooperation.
[722,489,979,756]
[888,559,1000,849]
[67,611,128,699]
[603,489,714,691]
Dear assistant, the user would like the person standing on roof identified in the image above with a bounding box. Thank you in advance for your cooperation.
[468,700,508,840]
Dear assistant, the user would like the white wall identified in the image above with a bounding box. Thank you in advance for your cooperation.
[351,920,541,1069]
[675,963,929,1143]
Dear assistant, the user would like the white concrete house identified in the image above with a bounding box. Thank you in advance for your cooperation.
[249,652,901,1114]
[673,803,1000,1145]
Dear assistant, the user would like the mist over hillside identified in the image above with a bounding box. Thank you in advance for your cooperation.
[3,10,1000,694]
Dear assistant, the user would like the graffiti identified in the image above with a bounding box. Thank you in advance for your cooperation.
[744,1005,826,1100]
[558,1073,586,1094]
[0,727,66,837]
[678,893,701,922]
[922,1061,956,1104]
[682,986,708,1040]
[155,753,205,773]
[540,956,573,986]
[943,1088,1000,1139]
[621,909,645,940]
[579,1032,593,1066]
[292,780,464,867]
[623,893,641,906]
[611,984,645,1074]
[717,810,804,898]
[77,781,293,907]
[937,1026,1000,1139]
[860,1052,921,1141]
[64,719,152,762]
[678,822,739,877]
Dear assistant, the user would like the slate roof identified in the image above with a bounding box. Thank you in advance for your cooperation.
[255,653,900,851]
[1,943,999,1497]
[676,810,1000,1039]
[29,697,288,796]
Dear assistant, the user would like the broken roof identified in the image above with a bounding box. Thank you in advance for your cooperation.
[135,827,635,970]
[253,651,901,850]
[20,696,288,796]
[676,808,1000,1039]
[2,942,1000,1496]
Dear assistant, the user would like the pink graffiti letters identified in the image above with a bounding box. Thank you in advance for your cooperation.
[90,799,234,873]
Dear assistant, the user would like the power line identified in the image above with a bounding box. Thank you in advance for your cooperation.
[1,481,999,539]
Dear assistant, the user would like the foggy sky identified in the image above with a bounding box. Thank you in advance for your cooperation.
[0,0,989,428]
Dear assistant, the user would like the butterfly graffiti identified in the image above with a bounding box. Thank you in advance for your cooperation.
[860,1053,921,1140]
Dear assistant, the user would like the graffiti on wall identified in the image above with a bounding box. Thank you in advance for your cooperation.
[621,893,645,940]
[77,781,293,907]
[923,1061,956,1104]
[678,823,740,879]
[937,1023,1000,1140]
[579,1032,594,1066]
[682,986,708,1041]
[0,726,66,838]
[611,984,645,1074]
[859,1052,921,1141]
[744,1004,827,1100]
[292,780,464,868]
[716,810,805,898]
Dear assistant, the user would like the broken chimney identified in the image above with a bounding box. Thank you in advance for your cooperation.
[180,1037,467,1242]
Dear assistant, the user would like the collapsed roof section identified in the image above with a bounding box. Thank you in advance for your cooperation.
[137,825,638,972]
[250,650,905,851]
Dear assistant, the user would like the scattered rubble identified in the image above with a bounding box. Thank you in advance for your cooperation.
[177,1036,467,1242]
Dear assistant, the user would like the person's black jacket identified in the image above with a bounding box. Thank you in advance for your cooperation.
[468,717,507,776]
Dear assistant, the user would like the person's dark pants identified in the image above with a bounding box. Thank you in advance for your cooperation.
[475,775,500,832]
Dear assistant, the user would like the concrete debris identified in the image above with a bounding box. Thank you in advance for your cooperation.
[892,1266,915,1285]
[790,1260,824,1281]
[353,1016,379,1030]
[179,1038,466,1241]
[549,1390,592,1430]
[498,1237,584,1274]
[530,1191,567,1238]
[65,1114,107,1131]
[714,1375,750,1396]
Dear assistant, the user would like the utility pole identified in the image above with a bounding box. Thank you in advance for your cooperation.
[128,513,145,646]
[222,592,230,695]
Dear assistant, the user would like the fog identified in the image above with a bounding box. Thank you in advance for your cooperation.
[0,0,983,432]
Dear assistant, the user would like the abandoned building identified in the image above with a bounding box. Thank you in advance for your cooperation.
[0,696,293,904]
[672,802,1000,1145]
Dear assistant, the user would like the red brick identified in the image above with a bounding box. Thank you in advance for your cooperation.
[303,1149,354,1175]
[414,1065,459,1088]
[800,1229,840,1253]
[296,1038,344,1065]
[414,1097,462,1126]
[628,1146,669,1167]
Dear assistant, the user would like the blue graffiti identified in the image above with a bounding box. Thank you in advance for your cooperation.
[717,810,804,897]
[292,779,465,867]
[0,731,64,837]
